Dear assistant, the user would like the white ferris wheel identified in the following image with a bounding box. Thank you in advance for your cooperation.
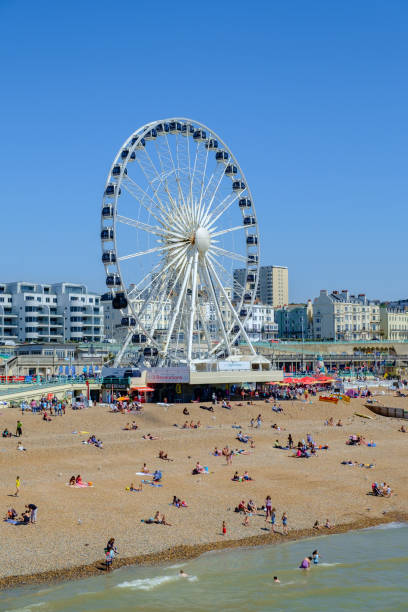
[101,118,260,367]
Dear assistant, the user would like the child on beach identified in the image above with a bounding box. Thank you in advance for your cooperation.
[222,521,226,535]
[270,508,276,532]
[14,476,20,497]
[282,512,288,535]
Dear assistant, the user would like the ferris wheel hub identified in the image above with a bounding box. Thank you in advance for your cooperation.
[194,226,211,254]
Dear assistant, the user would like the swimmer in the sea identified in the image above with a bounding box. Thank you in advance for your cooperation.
[180,570,189,577]
[312,549,319,564]
[273,576,280,583]
[300,556,312,569]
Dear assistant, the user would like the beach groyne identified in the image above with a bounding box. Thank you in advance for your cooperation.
[365,403,408,419]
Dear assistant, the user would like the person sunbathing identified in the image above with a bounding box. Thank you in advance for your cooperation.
[131,421,138,430]
[160,514,172,526]
[75,475,84,485]
[189,421,195,428]
[232,471,240,481]
[336,420,343,427]
[124,423,131,430]
[399,425,406,433]
[182,421,189,429]
[214,447,222,456]
[243,471,254,481]
[17,442,26,451]
[141,463,149,473]
[313,520,321,530]
[130,482,142,491]
[158,450,173,461]
[192,462,205,474]
[183,407,190,416]
[2,428,12,438]
[247,499,256,512]
[69,475,76,486]
[143,434,158,440]
[196,421,201,428]
[325,518,333,529]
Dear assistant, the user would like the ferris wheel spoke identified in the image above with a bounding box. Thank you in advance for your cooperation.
[137,148,176,214]
[116,214,169,238]
[201,260,231,356]
[118,242,186,262]
[209,245,247,264]
[122,178,168,223]
[113,329,134,367]
[211,225,248,238]
[196,142,211,226]
[205,192,240,229]
[206,258,256,356]
[127,262,162,299]
[163,133,188,211]
[207,252,246,296]
[198,163,225,226]
[116,213,186,242]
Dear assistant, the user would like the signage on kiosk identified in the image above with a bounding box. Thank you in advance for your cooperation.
[146,367,190,384]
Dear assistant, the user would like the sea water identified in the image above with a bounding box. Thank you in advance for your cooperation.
[2,523,408,612]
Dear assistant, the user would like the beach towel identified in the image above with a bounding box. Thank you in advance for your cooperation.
[231,425,242,429]
[142,480,163,487]
[135,472,154,477]
[66,483,94,488]
[5,519,19,524]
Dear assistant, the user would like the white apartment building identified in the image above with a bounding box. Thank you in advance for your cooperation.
[380,306,408,341]
[242,303,278,342]
[313,290,380,341]
[0,282,103,343]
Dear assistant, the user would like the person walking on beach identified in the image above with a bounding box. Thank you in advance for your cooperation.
[222,520,226,535]
[16,420,22,437]
[265,495,272,521]
[282,512,288,535]
[14,475,21,497]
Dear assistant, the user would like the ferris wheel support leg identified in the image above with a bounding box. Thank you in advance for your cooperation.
[201,261,231,357]
[161,257,193,360]
[187,251,199,363]
[206,258,257,356]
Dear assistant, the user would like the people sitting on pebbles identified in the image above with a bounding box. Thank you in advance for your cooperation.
[232,470,254,481]
[192,461,207,474]
[172,495,188,507]
[158,450,173,461]
[371,482,392,497]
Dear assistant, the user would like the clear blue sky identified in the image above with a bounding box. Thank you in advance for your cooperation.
[1,0,407,302]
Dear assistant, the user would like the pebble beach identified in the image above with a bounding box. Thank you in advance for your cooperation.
[1,391,407,589]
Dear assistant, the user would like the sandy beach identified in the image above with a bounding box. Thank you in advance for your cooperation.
[1,390,407,588]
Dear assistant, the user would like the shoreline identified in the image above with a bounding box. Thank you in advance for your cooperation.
[2,512,406,592]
